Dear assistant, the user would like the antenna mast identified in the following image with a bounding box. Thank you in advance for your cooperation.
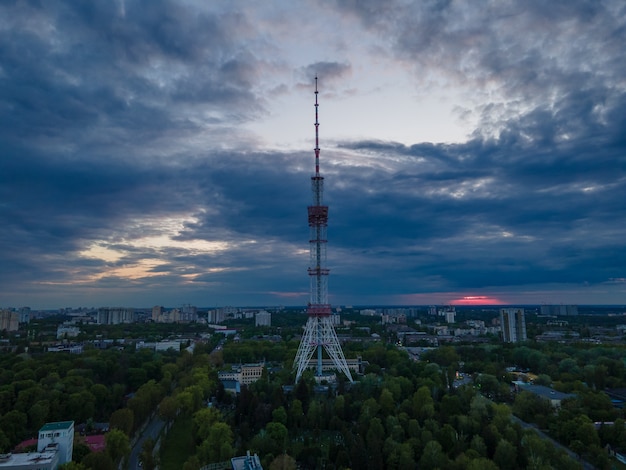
[293,77,354,383]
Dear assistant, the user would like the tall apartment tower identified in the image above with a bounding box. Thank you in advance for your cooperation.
[293,78,353,383]
[500,308,527,342]
[38,421,74,465]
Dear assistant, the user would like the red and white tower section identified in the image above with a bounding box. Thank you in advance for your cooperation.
[293,78,354,383]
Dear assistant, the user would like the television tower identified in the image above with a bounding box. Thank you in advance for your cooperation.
[293,77,354,383]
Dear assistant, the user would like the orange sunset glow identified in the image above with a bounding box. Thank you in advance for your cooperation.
[450,296,506,305]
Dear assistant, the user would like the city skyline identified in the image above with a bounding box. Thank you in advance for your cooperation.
[1,1,625,309]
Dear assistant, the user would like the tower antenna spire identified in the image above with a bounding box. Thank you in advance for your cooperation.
[293,77,354,384]
[314,76,320,176]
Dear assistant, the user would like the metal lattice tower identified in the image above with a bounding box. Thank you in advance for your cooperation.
[293,77,354,383]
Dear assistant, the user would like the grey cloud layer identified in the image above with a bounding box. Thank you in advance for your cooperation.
[0,1,625,307]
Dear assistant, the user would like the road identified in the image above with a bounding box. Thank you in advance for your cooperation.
[511,416,596,470]
[128,414,166,470]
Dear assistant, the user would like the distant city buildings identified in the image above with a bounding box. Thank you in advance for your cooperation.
[56,323,80,339]
[152,305,164,322]
[540,304,578,316]
[500,308,527,342]
[207,306,239,323]
[47,343,84,354]
[151,305,198,323]
[439,306,456,324]
[255,310,271,327]
[136,340,183,352]
[97,307,134,325]
[18,307,30,324]
[0,310,19,332]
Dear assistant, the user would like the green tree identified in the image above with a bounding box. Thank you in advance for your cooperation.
[493,439,517,469]
[193,407,222,442]
[418,440,448,469]
[197,422,233,464]
[158,395,179,423]
[28,400,49,432]
[288,399,304,429]
[0,430,11,453]
[90,384,112,420]
[467,457,499,470]
[139,437,158,470]
[59,462,86,470]
[82,452,114,470]
[109,408,134,436]
[66,390,96,423]
[269,454,297,470]
[72,442,91,463]
[182,455,201,470]
[379,388,395,416]
[512,391,553,426]
[470,435,487,457]
[366,427,384,468]
[412,386,434,422]
[105,428,131,464]
[272,406,287,425]
[127,367,149,390]
[0,409,27,444]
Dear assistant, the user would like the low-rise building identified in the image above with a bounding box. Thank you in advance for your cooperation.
[135,340,183,352]
[56,323,80,339]
[219,362,266,386]
[512,381,574,407]
[0,450,59,470]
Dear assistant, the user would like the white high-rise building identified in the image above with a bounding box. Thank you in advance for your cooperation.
[0,310,19,332]
[255,311,271,327]
[97,307,133,325]
[500,308,527,342]
[38,421,74,466]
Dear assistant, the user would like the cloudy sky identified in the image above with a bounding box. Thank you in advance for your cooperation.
[1,0,625,309]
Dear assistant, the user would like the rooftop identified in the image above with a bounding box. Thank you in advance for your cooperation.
[513,381,575,401]
[39,421,74,432]
[0,451,58,468]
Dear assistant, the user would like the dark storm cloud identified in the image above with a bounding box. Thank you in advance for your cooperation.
[1,0,625,307]
[0,143,306,280]
[0,0,279,301]
[329,98,626,296]
[0,0,264,153]
[333,1,626,112]
[300,61,352,83]
[312,0,626,301]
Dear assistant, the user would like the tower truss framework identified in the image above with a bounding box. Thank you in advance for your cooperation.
[293,77,354,383]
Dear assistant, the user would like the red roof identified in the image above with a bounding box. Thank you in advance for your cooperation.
[14,438,38,451]
[15,434,106,454]
[83,434,106,452]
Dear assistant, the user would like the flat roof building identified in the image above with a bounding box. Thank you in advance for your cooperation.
[0,450,59,470]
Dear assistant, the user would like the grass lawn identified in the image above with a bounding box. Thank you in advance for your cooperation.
[159,415,196,470]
